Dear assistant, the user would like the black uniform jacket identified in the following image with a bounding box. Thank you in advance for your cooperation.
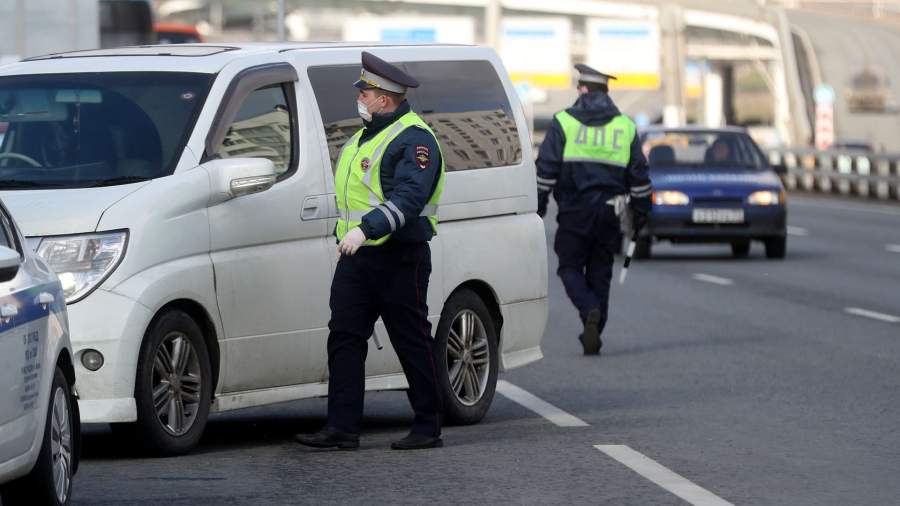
[536,91,652,218]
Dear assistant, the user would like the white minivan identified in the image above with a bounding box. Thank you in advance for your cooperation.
[0,199,78,506]
[0,43,548,455]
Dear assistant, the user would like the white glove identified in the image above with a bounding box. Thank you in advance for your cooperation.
[338,227,367,256]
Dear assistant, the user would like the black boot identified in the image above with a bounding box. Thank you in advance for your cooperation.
[391,432,443,450]
[580,308,603,355]
[295,426,360,450]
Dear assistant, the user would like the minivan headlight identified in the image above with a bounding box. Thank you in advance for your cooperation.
[35,231,128,304]
[747,190,784,206]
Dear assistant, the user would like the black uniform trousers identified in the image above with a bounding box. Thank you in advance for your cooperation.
[326,241,442,437]
[554,203,620,333]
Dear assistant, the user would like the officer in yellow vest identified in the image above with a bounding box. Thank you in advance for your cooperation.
[296,52,446,451]
[536,64,652,356]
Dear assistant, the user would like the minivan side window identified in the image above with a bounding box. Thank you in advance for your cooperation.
[308,60,522,172]
[214,85,293,176]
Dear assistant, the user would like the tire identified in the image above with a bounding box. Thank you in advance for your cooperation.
[1,367,77,506]
[731,241,751,258]
[634,237,652,259]
[765,236,787,259]
[435,289,499,425]
[126,310,212,456]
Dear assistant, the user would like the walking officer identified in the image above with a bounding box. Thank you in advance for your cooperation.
[295,52,445,450]
[536,64,652,355]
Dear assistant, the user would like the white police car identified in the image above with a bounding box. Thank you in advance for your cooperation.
[0,199,78,506]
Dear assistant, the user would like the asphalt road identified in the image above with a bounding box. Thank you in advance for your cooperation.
[789,10,900,152]
[69,194,900,505]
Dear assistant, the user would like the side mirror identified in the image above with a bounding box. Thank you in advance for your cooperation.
[0,246,21,283]
[202,158,278,206]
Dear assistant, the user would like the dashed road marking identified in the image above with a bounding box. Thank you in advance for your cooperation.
[787,226,808,236]
[496,380,589,427]
[844,307,900,324]
[886,244,900,254]
[692,273,734,286]
[595,445,735,506]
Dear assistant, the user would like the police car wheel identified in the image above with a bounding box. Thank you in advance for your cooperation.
[731,241,751,258]
[765,237,787,259]
[435,289,499,426]
[0,367,76,506]
[131,310,212,456]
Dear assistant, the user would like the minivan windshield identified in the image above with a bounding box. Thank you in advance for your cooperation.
[641,130,765,171]
[0,72,213,190]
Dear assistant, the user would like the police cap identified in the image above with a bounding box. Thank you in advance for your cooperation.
[575,63,617,86]
[354,51,420,94]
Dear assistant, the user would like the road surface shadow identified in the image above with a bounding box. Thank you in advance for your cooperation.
[79,393,525,460]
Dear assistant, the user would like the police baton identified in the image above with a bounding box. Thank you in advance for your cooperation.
[371,332,384,350]
[618,230,640,285]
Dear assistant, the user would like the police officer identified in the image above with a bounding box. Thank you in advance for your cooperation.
[536,64,652,355]
[295,52,445,451]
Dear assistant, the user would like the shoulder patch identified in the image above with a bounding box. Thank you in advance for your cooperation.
[415,145,430,169]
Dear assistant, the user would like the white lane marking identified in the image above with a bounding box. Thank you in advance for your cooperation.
[844,307,900,324]
[790,197,900,217]
[692,273,734,286]
[787,226,808,236]
[595,445,735,506]
[886,244,900,254]
[496,380,589,427]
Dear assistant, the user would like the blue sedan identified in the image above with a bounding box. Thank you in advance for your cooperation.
[637,126,787,259]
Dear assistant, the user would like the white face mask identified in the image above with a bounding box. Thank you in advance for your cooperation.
[357,100,373,122]
[357,95,383,122]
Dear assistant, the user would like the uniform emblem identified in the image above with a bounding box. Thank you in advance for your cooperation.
[360,158,370,172]
[415,146,430,169]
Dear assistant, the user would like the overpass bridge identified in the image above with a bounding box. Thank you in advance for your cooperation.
[159,0,811,148]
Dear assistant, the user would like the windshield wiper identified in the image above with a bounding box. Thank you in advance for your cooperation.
[0,180,62,189]
[89,176,151,187]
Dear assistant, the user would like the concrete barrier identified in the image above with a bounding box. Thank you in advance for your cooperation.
[768,148,900,202]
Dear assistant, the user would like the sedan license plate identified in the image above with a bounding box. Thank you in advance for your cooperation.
[692,208,744,224]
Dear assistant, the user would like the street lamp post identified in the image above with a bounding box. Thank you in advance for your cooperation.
[277,0,286,41]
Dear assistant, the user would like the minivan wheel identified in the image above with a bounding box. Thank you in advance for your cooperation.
[1,367,76,506]
[131,310,212,456]
[435,289,499,425]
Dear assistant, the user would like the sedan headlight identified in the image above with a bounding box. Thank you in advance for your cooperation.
[35,231,128,304]
[747,190,784,206]
[653,191,690,206]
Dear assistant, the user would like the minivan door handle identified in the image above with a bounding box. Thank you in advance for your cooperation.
[301,195,326,221]
[327,193,339,219]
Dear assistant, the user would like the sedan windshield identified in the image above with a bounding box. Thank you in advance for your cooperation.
[0,72,213,189]
[642,131,765,170]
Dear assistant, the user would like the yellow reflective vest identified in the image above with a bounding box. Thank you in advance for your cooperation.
[335,111,445,246]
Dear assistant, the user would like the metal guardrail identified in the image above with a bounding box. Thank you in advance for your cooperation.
[768,149,900,201]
